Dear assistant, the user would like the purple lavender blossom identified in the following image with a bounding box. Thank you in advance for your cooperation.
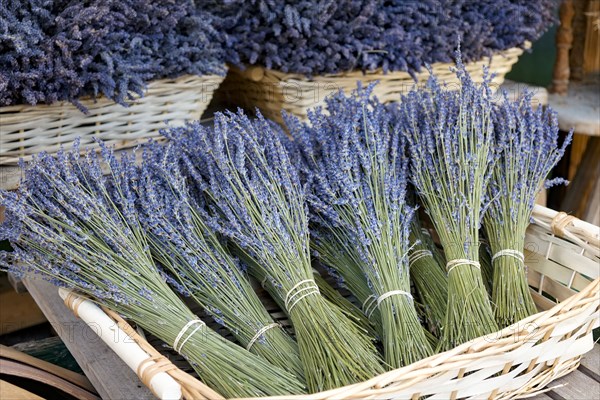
[0,1,226,107]
[208,0,555,75]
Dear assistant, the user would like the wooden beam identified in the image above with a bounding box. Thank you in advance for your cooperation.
[22,277,154,400]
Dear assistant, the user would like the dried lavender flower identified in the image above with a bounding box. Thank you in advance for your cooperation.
[484,91,572,327]
[397,53,499,349]
[163,112,384,392]
[0,142,304,398]
[0,1,226,107]
[135,142,304,380]
[289,85,433,368]
[208,0,555,75]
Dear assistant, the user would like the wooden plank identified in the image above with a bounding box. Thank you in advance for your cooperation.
[548,80,600,136]
[579,343,600,380]
[546,369,600,400]
[527,393,554,400]
[7,272,27,294]
[23,277,154,400]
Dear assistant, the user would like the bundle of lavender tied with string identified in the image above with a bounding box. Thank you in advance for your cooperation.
[484,90,571,327]
[135,142,304,380]
[164,112,383,392]
[288,86,433,368]
[0,142,304,398]
[397,53,499,350]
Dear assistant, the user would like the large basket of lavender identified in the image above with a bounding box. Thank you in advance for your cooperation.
[209,0,555,124]
[1,56,598,399]
[0,1,227,165]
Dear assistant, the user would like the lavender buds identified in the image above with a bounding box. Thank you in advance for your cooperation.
[208,0,555,75]
[289,87,433,368]
[0,1,226,107]
[163,112,384,392]
[397,55,499,349]
[0,143,304,397]
[484,91,571,327]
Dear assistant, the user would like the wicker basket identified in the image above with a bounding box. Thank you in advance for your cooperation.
[216,46,526,124]
[63,204,600,400]
[0,74,225,165]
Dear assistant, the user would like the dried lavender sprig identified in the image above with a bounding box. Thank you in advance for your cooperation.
[484,92,572,327]
[408,216,448,337]
[398,53,499,350]
[163,113,383,392]
[0,143,304,397]
[135,142,304,380]
[290,87,433,368]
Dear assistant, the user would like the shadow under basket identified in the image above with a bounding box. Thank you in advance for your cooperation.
[0,73,226,165]
[63,204,600,400]
[216,45,526,124]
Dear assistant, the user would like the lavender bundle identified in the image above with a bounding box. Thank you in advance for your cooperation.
[408,217,448,337]
[135,143,304,380]
[0,144,304,397]
[397,56,498,350]
[289,88,433,368]
[484,92,571,327]
[165,113,383,392]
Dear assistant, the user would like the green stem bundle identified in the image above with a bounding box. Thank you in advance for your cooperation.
[408,220,448,337]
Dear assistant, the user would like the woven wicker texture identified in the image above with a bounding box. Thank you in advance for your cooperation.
[217,46,525,125]
[0,74,225,165]
[63,204,600,399]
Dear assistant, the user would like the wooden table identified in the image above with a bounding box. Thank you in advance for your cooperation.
[530,344,600,400]
[19,276,600,400]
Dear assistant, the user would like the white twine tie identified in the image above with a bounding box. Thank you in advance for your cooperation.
[285,279,320,312]
[409,249,433,267]
[173,319,205,353]
[366,290,414,319]
[446,259,481,274]
[246,323,280,351]
[492,249,525,264]
[362,295,377,319]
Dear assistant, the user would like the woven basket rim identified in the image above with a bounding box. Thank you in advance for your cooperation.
[228,43,530,82]
[0,72,227,112]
